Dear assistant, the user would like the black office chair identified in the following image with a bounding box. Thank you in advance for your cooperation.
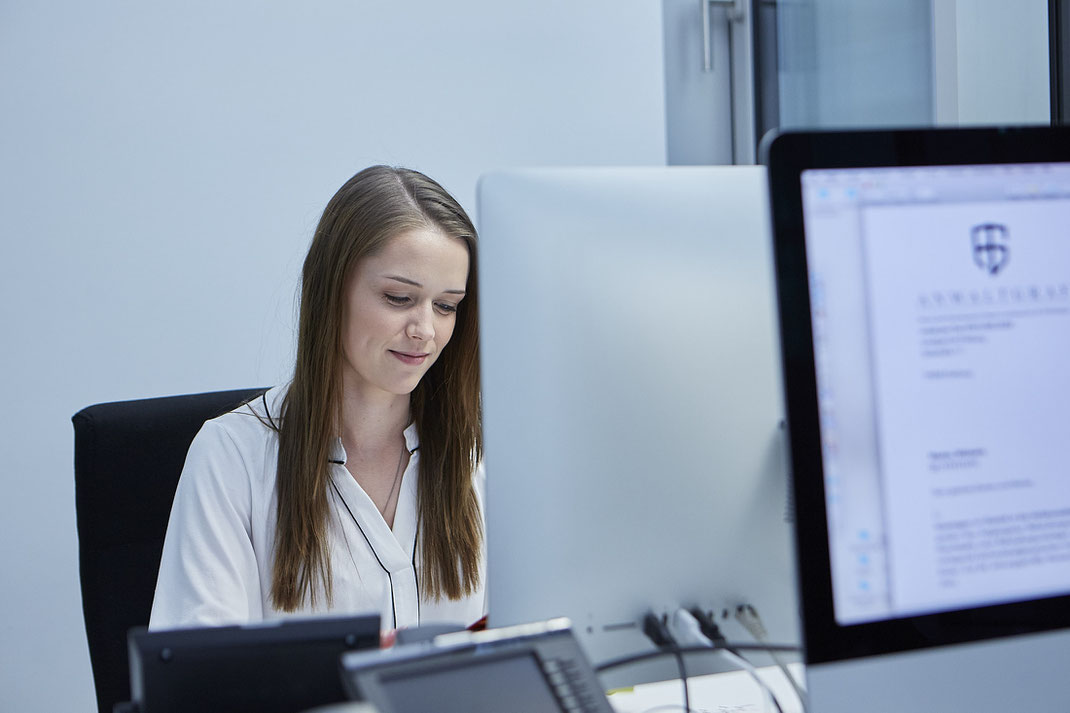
[72,387,268,713]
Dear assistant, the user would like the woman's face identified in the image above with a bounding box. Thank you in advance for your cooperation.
[340,226,470,400]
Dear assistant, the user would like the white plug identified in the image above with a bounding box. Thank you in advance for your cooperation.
[668,608,714,648]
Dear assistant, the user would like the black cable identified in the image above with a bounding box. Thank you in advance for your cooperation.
[688,607,788,713]
[642,613,692,713]
[595,642,800,674]
[671,648,692,713]
[632,611,800,712]
[599,644,795,713]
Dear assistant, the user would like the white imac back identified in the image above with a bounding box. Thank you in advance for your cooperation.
[477,167,799,671]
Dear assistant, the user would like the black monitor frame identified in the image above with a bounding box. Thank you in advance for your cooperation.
[762,125,1070,665]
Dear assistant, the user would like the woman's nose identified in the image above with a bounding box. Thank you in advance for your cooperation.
[406,305,434,341]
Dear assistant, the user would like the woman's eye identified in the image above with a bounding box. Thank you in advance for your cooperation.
[434,302,458,315]
[384,294,410,306]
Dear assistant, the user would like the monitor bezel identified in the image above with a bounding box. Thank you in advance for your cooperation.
[347,646,555,713]
[763,125,1070,665]
[128,614,381,713]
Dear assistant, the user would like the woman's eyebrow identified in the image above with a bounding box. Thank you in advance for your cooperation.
[383,274,466,295]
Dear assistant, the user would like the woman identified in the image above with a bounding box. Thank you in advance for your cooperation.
[150,166,485,630]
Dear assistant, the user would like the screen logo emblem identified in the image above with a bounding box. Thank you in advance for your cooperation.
[971,223,1009,275]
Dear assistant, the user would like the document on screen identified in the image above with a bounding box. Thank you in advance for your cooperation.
[859,198,1070,616]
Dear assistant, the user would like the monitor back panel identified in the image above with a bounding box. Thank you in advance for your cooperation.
[129,615,379,713]
[478,166,799,671]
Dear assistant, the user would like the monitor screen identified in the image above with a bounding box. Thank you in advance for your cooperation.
[764,125,1070,713]
[798,162,1070,626]
[377,651,561,713]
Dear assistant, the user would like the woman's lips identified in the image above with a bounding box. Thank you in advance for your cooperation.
[390,350,429,366]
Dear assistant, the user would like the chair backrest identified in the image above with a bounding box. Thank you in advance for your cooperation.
[72,388,268,713]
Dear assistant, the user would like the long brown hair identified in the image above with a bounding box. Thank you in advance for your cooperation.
[271,165,482,611]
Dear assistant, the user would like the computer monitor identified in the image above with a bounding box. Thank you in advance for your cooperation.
[764,125,1070,712]
[127,614,380,713]
[339,619,614,713]
[477,167,800,682]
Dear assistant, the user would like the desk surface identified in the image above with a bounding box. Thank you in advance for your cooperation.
[607,663,805,713]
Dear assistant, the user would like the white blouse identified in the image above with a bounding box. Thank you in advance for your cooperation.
[149,385,486,631]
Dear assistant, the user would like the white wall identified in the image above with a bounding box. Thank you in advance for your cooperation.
[0,3,666,711]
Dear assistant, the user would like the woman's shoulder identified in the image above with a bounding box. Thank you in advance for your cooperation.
[205,385,286,437]
[189,385,286,464]
[180,385,286,492]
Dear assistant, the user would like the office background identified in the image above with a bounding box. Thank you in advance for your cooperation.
[0,1,1049,711]
[0,3,665,710]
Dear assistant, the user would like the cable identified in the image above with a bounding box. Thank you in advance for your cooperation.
[595,642,801,673]
[671,649,691,713]
[641,613,692,713]
[720,648,782,713]
[734,605,808,713]
[624,610,806,713]
[596,641,794,713]
[671,609,780,713]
